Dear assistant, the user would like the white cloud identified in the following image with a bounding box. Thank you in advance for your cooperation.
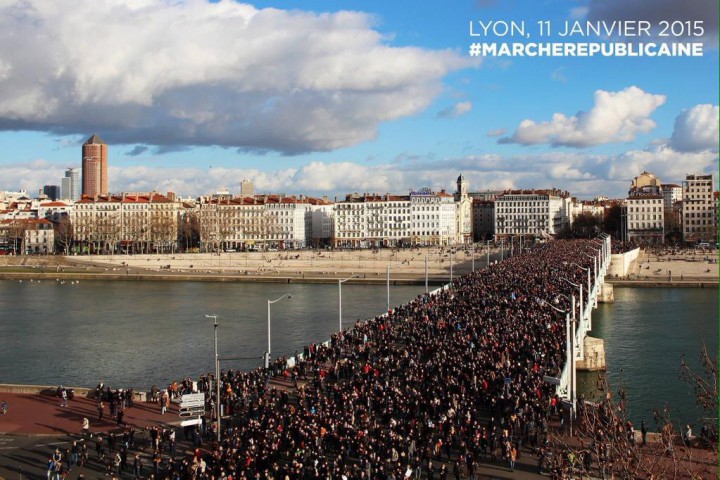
[500,86,666,148]
[669,104,719,153]
[2,146,715,200]
[0,0,471,154]
[436,101,473,119]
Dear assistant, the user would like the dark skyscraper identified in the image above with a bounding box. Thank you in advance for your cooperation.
[82,134,108,196]
[43,185,61,200]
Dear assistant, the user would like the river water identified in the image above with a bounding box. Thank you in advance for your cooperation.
[0,280,424,389]
[578,287,718,429]
[1,280,717,430]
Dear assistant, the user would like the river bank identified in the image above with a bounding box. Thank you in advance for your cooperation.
[1,247,716,286]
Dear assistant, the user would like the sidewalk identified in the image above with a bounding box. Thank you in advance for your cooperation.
[0,392,179,436]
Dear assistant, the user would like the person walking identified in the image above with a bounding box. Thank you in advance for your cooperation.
[97,401,105,421]
[59,387,68,407]
[641,420,648,446]
[81,417,90,437]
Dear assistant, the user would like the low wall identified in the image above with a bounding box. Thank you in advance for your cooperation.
[607,248,640,277]
[0,383,147,402]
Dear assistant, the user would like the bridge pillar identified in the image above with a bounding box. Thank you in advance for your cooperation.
[598,282,614,303]
[576,336,606,371]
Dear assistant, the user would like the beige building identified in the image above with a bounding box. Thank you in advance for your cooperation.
[682,173,715,243]
[72,193,178,253]
[494,189,571,237]
[197,195,332,251]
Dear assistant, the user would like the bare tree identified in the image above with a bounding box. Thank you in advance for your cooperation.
[54,216,74,255]
[547,363,719,479]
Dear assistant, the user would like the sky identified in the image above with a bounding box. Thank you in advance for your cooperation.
[0,0,717,199]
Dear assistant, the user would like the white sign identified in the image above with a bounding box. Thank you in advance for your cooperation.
[180,399,205,408]
[181,393,205,403]
[180,417,202,427]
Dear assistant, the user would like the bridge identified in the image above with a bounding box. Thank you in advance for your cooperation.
[556,234,612,414]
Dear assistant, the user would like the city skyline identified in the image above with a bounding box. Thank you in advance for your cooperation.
[0,0,717,199]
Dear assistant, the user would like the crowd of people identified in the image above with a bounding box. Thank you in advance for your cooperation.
[131,238,601,479]
[52,239,605,478]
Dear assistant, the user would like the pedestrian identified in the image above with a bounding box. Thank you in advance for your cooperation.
[133,453,143,479]
[160,390,169,415]
[98,401,105,421]
[59,386,68,407]
[509,445,517,472]
[1,400,6,414]
[82,417,90,437]
[117,409,125,427]
[641,420,647,446]
[46,457,55,480]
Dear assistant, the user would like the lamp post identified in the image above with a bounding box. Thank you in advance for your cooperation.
[339,274,359,332]
[582,252,598,288]
[386,262,404,313]
[450,248,454,283]
[540,299,575,436]
[266,294,292,369]
[204,314,220,443]
[471,243,475,273]
[425,254,429,294]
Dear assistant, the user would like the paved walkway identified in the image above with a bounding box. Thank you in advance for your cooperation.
[0,393,178,436]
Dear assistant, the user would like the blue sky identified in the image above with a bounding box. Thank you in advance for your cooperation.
[0,0,717,198]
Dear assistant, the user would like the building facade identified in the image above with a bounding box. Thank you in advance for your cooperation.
[682,174,715,243]
[494,189,570,238]
[333,188,458,248]
[72,193,178,253]
[625,195,664,244]
[43,185,61,201]
[472,199,494,241]
[197,195,331,251]
[62,168,80,201]
[82,134,109,196]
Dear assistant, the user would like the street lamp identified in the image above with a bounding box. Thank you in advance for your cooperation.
[266,294,292,369]
[538,298,576,436]
[386,262,404,313]
[338,274,359,332]
[582,252,598,285]
[204,314,220,443]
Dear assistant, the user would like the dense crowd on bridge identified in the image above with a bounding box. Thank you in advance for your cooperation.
[62,239,605,479]
[157,239,600,479]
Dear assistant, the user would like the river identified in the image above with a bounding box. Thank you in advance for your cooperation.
[578,287,718,430]
[0,280,424,389]
[2,279,717,430]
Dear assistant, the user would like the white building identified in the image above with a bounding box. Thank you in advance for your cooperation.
[62,168,80,201]
[333,188,458,247]
[626,195,664,244]
[38,201,73,222]
[494,189,571,237]
[682,173,715,243]
[454,175,472,245]
[197,194,332,250]
[661,184,682,211]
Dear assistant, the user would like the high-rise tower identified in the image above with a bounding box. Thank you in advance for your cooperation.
[82,134,108,196]
[62,167,80,201]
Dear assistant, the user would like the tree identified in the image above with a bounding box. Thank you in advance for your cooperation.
[54,216,73,255]
[547,352,719,479]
